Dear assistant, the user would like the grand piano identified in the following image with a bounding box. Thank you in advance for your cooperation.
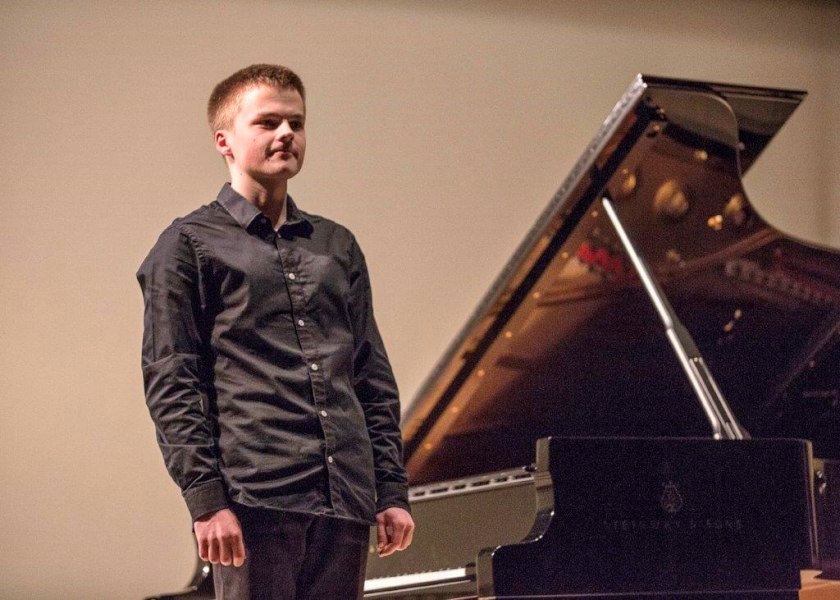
[363,75,840,599]
[148,76,840,599]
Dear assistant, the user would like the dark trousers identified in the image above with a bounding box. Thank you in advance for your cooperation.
[213,504,370,600]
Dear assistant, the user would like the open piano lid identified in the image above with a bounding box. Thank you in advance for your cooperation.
[403,75,840,486]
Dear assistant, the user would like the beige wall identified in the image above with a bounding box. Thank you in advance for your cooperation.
[1,1,837,597]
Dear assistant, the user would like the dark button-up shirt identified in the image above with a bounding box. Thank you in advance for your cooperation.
[137,184,409,524]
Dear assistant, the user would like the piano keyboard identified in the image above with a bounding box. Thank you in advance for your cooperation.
[364,565,474,596]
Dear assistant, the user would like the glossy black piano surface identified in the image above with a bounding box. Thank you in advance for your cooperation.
[477,437,817,598]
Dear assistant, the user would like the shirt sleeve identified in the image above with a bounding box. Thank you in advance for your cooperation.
[136,224,228,522]
[347,237,411,514]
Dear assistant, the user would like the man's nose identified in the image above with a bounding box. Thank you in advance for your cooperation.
[277,121,294,141]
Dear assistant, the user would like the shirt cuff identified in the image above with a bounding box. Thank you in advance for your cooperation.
[183,479,229,522]
[375,481,411,514]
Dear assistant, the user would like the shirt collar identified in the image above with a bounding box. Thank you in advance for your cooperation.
[216,183,311,235]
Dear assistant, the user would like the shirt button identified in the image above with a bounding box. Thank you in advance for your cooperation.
[320,410,327,417]
[327,455,334,464]
[310,363,319,371]
[297,319,305,327]
[287,273,296,280]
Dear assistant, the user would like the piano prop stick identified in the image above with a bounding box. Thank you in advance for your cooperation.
[600,195,748,441]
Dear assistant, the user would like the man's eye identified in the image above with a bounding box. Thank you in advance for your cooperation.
[290,121,303,131]
[260,120,278,128]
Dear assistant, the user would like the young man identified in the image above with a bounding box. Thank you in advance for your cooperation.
[138,64,414,599]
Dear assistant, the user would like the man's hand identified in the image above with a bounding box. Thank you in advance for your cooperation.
[376,507,415,557]
[193,508,246,567]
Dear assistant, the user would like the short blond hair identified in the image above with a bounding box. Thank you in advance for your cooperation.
[207,64,306,132]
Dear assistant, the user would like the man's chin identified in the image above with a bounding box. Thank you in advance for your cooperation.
[269,159,301,176]
[252,168,300,186]
[275,166,301,179]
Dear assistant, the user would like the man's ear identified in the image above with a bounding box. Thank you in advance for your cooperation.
[214,130,233,159]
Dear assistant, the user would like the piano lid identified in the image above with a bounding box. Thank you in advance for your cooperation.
[403,75,840,486]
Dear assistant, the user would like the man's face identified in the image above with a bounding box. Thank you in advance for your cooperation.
[216,84,306,186]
